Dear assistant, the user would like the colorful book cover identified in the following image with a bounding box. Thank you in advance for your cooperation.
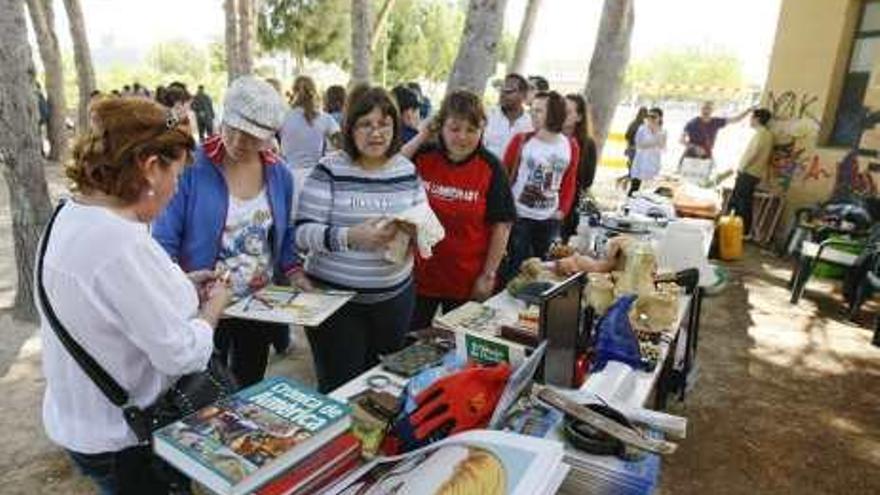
[154,377,351,495]
[224,285,355,326]
[256,433,361,495]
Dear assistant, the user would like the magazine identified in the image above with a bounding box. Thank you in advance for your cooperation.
[323,429,566,495]
[153,377,351,495]
[224,285,354,326]
[433,302,515,335]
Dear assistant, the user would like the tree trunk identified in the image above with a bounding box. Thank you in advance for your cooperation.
[225,0,240,83]
[26,0,67,162]
[509,0,542,74]
[446,0,509,96]
[0,0,55,322]
[350,0,372,85]
[369,0,397,53]
[237,0,254,75]
[584,0,635,158]
[62,0,96,133]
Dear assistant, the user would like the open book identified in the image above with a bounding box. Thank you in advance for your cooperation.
[323,429,567,495]
[224,285,354,327]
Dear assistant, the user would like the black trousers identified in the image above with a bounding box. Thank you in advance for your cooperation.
[728,172,760,234]
[68,445,190,495]
[410,295,467,332]
[503,218,561,283]
[306,283,415,393]
[628,178,642,196]
[215,318,284,387]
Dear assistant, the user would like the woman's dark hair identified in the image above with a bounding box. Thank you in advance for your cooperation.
[535,91,566,133]
[291,75,319,124]
[159,85,191,108]
[67,97,195,204]
[342,87,401,160]
[437,89,486,130]
[324,85,346,114]
[565,93,592,142]
[565,94,597,189]
[753,108,772,126]
[392,85,420,113]
[649,107,664,127]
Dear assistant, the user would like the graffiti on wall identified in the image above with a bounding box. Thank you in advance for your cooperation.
[763,90,823,190]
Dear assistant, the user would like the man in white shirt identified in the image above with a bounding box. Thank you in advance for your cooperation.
[484,73,534,160]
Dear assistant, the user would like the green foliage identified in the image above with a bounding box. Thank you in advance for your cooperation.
[147,39,209,81]
[257,0,351,69]
[625,46,746,100]
[374,0,465,85]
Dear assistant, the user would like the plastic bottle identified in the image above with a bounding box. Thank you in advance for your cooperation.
[718,211,744,260]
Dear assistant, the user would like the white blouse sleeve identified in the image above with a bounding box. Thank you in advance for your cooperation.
[93,238,214,376]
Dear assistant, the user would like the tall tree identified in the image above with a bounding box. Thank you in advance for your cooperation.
[446,0,509,95]
[0,0,54,321]
[225,0,240,82]
[585,0,635,157]
[62,0,96,132]
[509,0,542,75]
[369,0,397,53]
[350,0,372,84]
[26,0,67,162]
[238,0,255,75]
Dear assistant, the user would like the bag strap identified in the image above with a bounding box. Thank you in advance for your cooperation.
[36,202,131,408]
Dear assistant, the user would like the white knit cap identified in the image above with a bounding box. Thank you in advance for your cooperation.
[222,76,286,140]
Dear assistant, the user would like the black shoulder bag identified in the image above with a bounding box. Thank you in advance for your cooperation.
[36,203,238,444]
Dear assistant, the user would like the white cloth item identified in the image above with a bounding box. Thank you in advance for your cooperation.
[630,124,667,181]
[384,202,446,264]
[279,108,340,171]
[217,189,274,299]
[39,202,214,454]
[510,133,571,221]
[483,107,533,160]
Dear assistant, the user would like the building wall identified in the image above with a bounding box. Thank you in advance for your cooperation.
[762,0,878,230]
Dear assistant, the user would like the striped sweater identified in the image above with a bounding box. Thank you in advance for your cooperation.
[295,151,427,303]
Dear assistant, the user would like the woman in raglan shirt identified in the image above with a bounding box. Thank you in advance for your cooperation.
[402,90,517,331]
[295,87,426,392]
[501,91,579,281]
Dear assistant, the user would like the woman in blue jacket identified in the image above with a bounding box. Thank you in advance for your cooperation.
[153,76,309,386]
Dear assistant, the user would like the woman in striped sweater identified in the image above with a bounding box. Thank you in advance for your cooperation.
[295,87,427,392]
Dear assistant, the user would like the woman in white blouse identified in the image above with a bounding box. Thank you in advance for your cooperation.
[629,107,667,196]
[39,97,231,494]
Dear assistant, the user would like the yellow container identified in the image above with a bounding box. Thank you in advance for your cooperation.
[718,213,744,260]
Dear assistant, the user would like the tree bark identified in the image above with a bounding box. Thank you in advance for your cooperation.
[225,0,240,83]
[350,0,372,85]
[62,0,96,133]
[0,0,55,322]
[584,0,635,158]
[26,0,67,162]
[237,0,254,76]
[447,0,509,96]
[509,0,542,75]
[369,0,397,53]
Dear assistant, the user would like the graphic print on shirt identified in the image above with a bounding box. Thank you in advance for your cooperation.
[517,152,568,210]
[217,193,274,299]
[423,180,481,204]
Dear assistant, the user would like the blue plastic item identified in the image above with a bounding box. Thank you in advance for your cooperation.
[592,294,645,372]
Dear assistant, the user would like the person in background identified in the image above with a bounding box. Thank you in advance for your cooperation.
[680,100,752,162]
[561,93,598,240]
[121,84,132,96]
[325,85,347,125]
[401,90,516,330]
[42,97,231,493]
[625,106,647,171]
[407,82,432,119]
[279,75,342,211]
[503,91,579,280]
[728,108,774,236]
[295,87,426,392]
[629,107,666,196]
[484,73,533,161]
[192,85,216,142]
[526,75,550,106]
[392,85,422,144]
[153,76,308,387]
[154,85,166,105]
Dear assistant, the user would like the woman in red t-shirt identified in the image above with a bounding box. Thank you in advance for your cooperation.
[402,90,517,331]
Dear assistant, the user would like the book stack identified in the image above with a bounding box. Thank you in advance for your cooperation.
[153,376,355,495]
[555,430,662,495]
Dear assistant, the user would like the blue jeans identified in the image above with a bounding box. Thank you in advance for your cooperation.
[503,218,561,282]
[67,445,190,495]
[306,282,415,393]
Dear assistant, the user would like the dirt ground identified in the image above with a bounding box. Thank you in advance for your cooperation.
[0,167,877,494]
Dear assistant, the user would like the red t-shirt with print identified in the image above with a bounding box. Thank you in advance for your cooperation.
[414,144,516,300]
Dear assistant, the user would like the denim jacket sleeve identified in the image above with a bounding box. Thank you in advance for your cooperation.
[275,165,302,276]
[151,166,192,261]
